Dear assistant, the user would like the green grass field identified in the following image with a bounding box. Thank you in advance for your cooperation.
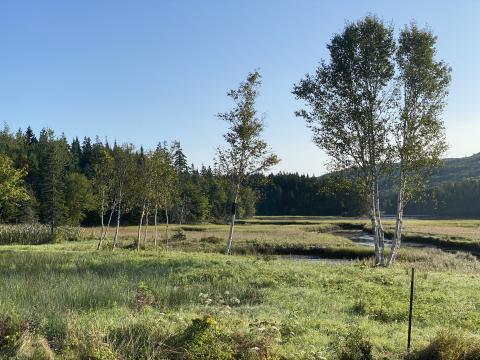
[1,218,480,359]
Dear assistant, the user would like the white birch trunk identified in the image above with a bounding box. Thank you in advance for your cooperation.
[370,188,381,265]
[375,182,385,266]
[143,204,149,248]
[387,166,406,266]
[225,183,240,255]
[137,201,146,251]
[112,201,121,250]
[165,206,170,249]
[99,203,115,243]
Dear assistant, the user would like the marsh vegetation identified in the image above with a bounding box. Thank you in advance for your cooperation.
[1,218,480,359]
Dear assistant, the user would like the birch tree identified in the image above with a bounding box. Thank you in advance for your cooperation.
[216,71,279,255]
[387,25,451,265]
[134,151,153,251]
[92,147,114,250]
[111,144,135,249]
[162,145,177,247]
[293,16,396,265]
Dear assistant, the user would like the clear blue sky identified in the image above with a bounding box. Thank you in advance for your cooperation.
[1,0,479,175]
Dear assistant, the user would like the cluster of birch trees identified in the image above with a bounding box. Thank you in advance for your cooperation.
[293,17,451,266]
[94,143,177,250]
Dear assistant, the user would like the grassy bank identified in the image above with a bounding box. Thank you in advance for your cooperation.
[1,242,480,359]
[1,218,480,358]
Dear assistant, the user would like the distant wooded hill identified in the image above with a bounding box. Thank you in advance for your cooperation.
[256,153,480,218]
[431,152,480,184]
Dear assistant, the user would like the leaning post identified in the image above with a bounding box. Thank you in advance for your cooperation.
[407,267,415,352]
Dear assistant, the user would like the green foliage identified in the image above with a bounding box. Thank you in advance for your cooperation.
[0,233,480,358]
[169,315,234,359]
[0,153,29,221]
[64,172,95,225]
[293,15,395,179]
[256,173,367,216]
[0,224,82,245]
[200,236,223,244]
[394,23,451,204]
[331,326,374,360]
[172,228,187,241]
[0,313,23,353]
[216,71,280,183]
[407,330,480,360]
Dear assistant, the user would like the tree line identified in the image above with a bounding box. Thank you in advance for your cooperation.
[0,126,259,243]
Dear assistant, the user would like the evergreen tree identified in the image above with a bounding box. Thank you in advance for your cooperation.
[24,126,38,145]
[41,141,68,233]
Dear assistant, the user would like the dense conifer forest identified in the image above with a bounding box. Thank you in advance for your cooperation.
[1,124,479,226]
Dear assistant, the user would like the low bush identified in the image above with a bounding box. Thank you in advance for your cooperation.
[181,226,208,232]
[200,236,223,244]
[331,326,374,360]
[0,314,23,353]
[407,330,480,360]
[172,229,187,241]
[56,226,83,242]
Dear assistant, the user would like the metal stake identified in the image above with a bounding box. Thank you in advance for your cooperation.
[407,267,415,352]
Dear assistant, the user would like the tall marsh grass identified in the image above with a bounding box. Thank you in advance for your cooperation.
[0,224,83,245]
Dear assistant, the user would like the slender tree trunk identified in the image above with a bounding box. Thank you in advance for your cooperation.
[165,206,170,248]
[154,205,158,248]
[388,167,406,266]
[113,201,121,250]
[104,205,115,239]
[99,203,115,243]
[370,186,381,265]
[225,183,240,255]
[143,204,149,248]
[375,181,385,266]
[137,200,146,251]
[179,196,185,225]
[97,197,112,250]
[99,192,105,240]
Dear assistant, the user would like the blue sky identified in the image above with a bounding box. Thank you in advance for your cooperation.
[0,0,479,174]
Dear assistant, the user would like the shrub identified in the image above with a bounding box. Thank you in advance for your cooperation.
[0,314,23,353]
[332,326,374,360]
[181,226,208,232]
[15,333,54,360]
[168,315,235,359]
[200,236,223,244]
[406,330,480,360]
[69,333,117,360]
[134,281,156,308]
[172,229,187,241]
[56,226,83,242]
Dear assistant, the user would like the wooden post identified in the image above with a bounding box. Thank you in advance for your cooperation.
[407,267,415,352]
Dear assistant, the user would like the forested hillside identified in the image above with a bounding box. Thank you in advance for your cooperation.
[255,153,480,218]
[1,124,479,223]
[0,125,258,226]
[382,152,480,217]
